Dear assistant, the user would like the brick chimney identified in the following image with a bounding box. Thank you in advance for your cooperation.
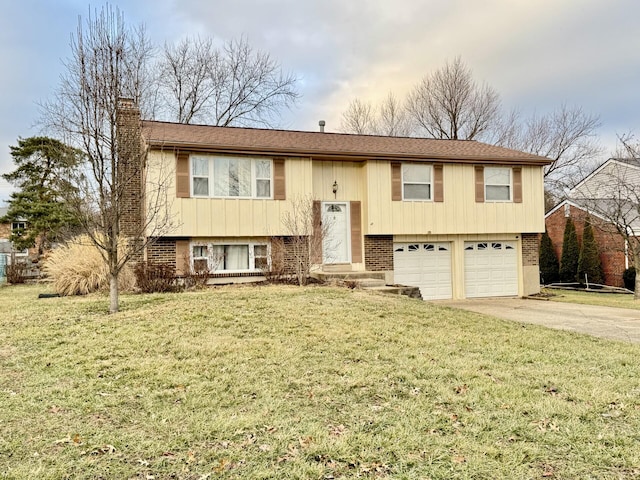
[116,98,145,260]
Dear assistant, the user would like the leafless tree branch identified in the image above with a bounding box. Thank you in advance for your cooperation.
[41,5,175,313]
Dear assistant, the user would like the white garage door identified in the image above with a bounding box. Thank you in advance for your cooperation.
[394,242,452,300]
[464,241,518,298]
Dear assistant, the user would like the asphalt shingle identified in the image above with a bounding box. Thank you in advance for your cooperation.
[142,120,551,165]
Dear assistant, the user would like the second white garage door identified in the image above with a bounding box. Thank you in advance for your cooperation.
[394,242,452,300]
[464,241,518,298]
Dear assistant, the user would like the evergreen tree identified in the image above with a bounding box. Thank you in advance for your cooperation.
[577,217,604,285]
[559,217,579,282]
[1,137,82,255]
[539,231,559,284]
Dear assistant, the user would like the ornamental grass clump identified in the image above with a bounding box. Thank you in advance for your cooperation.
[43,234,135,295]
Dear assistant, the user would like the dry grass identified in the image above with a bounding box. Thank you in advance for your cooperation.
[545,288,640,310]
[1,283,640,479]
[42,235,135,295]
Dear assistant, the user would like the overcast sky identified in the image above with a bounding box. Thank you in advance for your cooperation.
[1,0,640,203]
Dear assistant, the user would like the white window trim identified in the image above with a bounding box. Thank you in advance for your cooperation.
[190,155,273,199]
[401,163,433,201]
[484,167,512,202]
[190,241,270,274]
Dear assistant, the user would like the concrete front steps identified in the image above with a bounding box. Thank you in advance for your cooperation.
[310,270,422,300]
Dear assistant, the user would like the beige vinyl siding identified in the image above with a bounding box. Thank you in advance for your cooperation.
[366,161,545,235]
[312,160,368,262]
[312,160,366,201]
[146,151,313,237]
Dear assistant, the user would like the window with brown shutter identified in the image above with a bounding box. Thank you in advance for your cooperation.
[273,158,286,200]
[391,162,402,201]
[350,201,362,263]
[176,153,190,198]
[433,164,444,202]
[513,167,522,203]
[175,240,189,275]
[474,166,484,203]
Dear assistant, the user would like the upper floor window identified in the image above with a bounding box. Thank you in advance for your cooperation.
[11,221,26,231]
[485,167,511,201]
[402,164,432,201]
[191,155,272,199]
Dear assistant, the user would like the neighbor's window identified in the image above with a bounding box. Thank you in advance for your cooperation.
[402,164,432,200]
[11,221,26,231]
[191,155,272,199]
[485,167,511,201]
[191,243,269,272]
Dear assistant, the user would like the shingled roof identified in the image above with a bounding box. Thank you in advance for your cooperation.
[142,120,551,165]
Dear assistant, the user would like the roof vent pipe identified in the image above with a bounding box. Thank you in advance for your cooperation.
[319,120,325,133]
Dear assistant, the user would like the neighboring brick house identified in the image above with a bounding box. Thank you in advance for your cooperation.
[545,201,627,286]
[545,158,640,287]
[122,104,551,300]
[0,207,28,258]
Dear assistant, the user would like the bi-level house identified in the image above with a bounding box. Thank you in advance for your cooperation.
[126,105,550,300]
[546,158,640,287]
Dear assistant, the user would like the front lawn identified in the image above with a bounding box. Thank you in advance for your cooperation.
[545,287,640,310]
[1,284,639,479]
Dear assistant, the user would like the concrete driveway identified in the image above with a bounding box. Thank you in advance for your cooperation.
[439,298,640,344]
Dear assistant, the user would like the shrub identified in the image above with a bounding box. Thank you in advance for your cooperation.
[6,258,28,284]
[623,267,636,291]
[43,234,135,296]
[134,261,180,293]
[559,217,579,282]
[539,231,559,284]
[577,217,604,285]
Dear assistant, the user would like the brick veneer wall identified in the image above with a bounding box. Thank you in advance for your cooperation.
[0,223,10,241]
[521,233,539,267]
[266,236,310,276]
[546,205,627,287]
[364,235,393,271]
[147,238,177,268]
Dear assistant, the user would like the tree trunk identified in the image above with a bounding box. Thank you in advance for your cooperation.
[109,272,119,313]
[634,257,640,301]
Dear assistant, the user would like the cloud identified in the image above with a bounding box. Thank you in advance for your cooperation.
[2,0,640,204]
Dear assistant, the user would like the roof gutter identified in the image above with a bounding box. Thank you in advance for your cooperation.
[144,140,552,166]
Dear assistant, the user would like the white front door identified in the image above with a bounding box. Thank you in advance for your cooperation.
[322,202,350,264]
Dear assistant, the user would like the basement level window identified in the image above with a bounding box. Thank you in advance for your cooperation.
[190,243,269,273]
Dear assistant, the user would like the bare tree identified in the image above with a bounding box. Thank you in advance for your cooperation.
[42,6,174,313]
[340,98,377,135]
[340,58,601,201]
[498,105,601,194]
[406,57,501,140]
[157,36,216,124]
[340,93,413,136]
[378,92,413,137]
[573,135,640,298]
[157,36,299,127]
[278,195,331,286]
